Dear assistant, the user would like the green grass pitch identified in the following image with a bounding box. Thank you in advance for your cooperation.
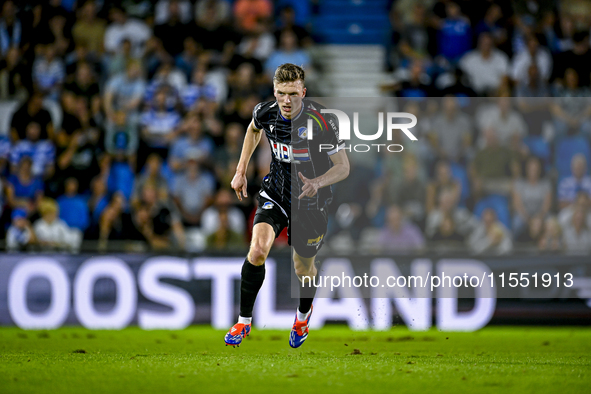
[0,326,590,393]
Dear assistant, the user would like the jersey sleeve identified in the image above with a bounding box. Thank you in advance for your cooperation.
[252,102,264,131]
[320,113,345,155]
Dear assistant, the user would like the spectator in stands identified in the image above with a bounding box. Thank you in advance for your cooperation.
[132,182,186,250]
[6,157,44,215]
[470,127,518,198]
[57,178,90,233]
[385,59,433,98]
[168,114,213,173]
[131,153,169,210]
[213,122,243,176]
[155,0,193,25]
[10,92,54,142]
[550,68,591,141]
[515,213,544,244]
[274,6,312,49]
[434,1,472,65]
[459,32,509,96]
[195,0,231,26]
[551,31,591,88]
[426,160,461,213]
[0,47,30,101]
[376,205,425,253]
[236,20,276,63]
[264,29,310,80]
[32,43,65,101]
[33,197,82,252]
[98,192,128,251]
[473,4,508,51]
[181,64,217,112]
[201,188,246,237]
[233,0,273,33]
[64,62,101,118]
[0,0,23,57]
[144,61,186,109]
[6,208,36,251]
[426,188,478,240]
[538,216,563,252]
[154,0,189,57]
[104,60,146,132]
[558,154,591,209]
[510,34,552,85]
[205,209,246,251]
[558,192,591,231]
[512,156,552,237]
[104,6,151,57]
[140,87,182,160]
[428,96,473,163]
[172,154,215,226]
[476,97,528,147]
[71,0,106,55]
[10,121,55,179]
[392,2,429,67]
[88,176,109,237]
[175,37,201,81]
[429,213,465,244]
[194,2,239,69]
[104,110,138,170]
[467,208,513,255]
[562,207,591,254]
[514,63,550,97]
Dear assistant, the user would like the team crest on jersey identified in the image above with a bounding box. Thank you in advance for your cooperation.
[262,202,274,210]
[298,127,308,139]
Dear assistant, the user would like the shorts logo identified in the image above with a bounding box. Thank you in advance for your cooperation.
[307,234,324,247]
[298,127,308,139]
[262,202,274,210]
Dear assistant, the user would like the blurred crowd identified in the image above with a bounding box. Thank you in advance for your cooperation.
[1,0,591,255]
[0,0,311,252]
[349,0,591,255]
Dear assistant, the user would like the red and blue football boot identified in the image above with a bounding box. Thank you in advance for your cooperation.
[289,305,313,348]
[224,322,251,347]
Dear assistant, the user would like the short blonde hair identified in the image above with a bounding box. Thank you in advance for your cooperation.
[38,198,58,216]
[273,63,305,85]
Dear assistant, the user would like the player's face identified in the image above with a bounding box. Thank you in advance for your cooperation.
[274,80,306,119]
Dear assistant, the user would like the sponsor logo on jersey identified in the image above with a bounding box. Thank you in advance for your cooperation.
[262,202,274,210]
[270,125,274,132]
[271,142,309,163]
[307,234,324,247]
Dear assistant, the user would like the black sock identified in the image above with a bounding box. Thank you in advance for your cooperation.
[239,259,265,318]
[299,275,317,314]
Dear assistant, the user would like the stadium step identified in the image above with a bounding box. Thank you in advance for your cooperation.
[312,44,390,97]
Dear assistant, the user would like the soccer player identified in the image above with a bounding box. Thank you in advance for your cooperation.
[224,63,349,348]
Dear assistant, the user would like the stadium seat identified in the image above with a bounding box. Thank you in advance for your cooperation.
[554,136,591,181]
[523,135,551,168]
[474,194,511,230]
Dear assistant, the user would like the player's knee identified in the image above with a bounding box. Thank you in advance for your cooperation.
[248,244,269,266]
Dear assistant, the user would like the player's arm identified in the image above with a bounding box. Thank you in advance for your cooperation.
[298,150,350,199]
[231,119,263,201]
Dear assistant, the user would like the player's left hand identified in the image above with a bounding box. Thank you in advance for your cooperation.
[298,172,321,199]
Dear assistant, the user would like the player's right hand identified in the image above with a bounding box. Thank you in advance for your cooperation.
[231,172,248,201]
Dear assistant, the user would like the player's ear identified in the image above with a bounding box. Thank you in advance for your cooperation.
[302,87,307,97]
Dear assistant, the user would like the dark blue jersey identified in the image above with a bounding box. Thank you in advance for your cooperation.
[253,99,345,212]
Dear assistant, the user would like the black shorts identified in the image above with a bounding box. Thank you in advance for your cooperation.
[253,193,328,258]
